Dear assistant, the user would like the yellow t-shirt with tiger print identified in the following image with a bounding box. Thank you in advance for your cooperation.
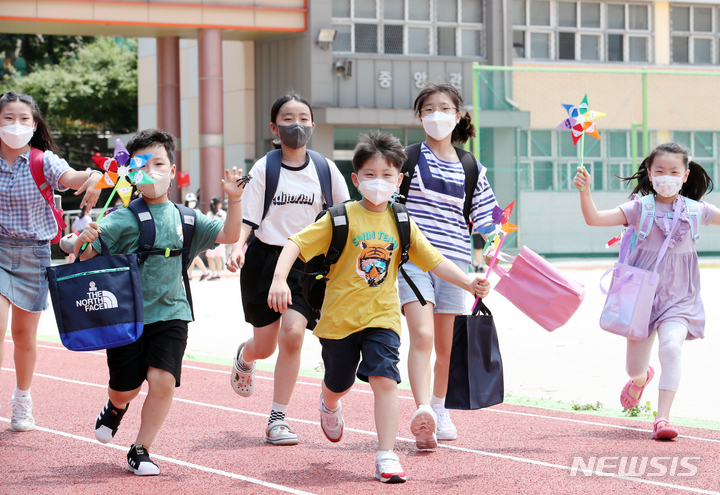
[291,201,444,340]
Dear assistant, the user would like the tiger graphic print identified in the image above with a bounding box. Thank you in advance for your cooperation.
[355,241,394,287]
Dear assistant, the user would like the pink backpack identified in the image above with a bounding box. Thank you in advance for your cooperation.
[29,148,66,244]
[492,246,585,331]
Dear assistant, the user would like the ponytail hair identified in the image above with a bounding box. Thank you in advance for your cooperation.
[413,82,476,145]
[0,92,58,153]
[621,142,713,201]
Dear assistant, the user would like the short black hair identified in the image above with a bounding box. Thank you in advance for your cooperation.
[270,93,314,124]
[352,131,407,173]
[126,128,176,164]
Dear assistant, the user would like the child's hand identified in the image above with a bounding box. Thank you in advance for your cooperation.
[221,167,245,200]
[468,275,491,298]
[75,173,102,213]
[226,246,245,272]
[75,222,100,254]
[267,278,292,313]
[573,166,592,193]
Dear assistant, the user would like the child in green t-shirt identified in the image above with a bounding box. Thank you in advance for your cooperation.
[268,131,490,483]
[75,129,246,476]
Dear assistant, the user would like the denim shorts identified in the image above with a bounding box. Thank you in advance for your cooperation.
[398,259,469,314]
[319,328,401,393]
[0,236,51,313]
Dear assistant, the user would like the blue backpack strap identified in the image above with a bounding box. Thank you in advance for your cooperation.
[262,149,283,220]
[398,143,422,204]
[175,203,196,319]
[637,195,656,243]
[307,149,333,209]
[682,196,701,244]
[128,198,156,260]
[455,147,479,228]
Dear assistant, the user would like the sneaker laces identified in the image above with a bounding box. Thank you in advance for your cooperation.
[11,398,32,421]
[435,406,452,428]
[376,452,402,473]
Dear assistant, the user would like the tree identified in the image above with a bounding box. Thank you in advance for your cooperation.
[1,37,137,135]
[0,34,92,76]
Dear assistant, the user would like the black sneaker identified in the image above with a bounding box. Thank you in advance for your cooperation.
[94,399,128,444]
[127,444,160,476]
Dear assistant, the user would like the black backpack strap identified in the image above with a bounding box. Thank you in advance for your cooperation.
[307,149,333,209]
[175,203,197,320]
[322,203,348,271]
[391,202,426,306]
[262,149,283,220]
[398,143,422,204]
[128,198,156,262]
[455,147,479,228]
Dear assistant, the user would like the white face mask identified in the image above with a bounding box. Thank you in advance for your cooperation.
[0,124,34,149]
[651,174,684,198]
[137,170,172,199]
[358,178,397,205]
[422,111,457,141]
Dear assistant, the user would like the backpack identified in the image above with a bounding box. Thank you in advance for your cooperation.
[128,198,197,318]
[262,148,333,220]
[628,194,701,253]
[398,143,479,229]
[302,201,427,312]
[29,148,66,244]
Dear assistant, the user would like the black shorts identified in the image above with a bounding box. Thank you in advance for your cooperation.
[106,319,188,392]
[319,328,401,393]
[472,232,484,250]
[240,237,318,330]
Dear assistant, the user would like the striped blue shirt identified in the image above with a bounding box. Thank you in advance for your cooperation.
[403,143,497,263]
[0,150,71,241]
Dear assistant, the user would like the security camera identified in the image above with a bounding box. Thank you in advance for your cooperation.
[333,60,352,78]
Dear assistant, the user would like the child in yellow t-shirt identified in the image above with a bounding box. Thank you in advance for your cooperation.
[268,131,490,484]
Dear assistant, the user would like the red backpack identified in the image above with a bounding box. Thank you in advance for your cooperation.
[29,148,66,244]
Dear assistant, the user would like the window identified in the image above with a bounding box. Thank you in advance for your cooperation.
[671,4,719,64]
[513,0,652,61]
[332,0,485,57]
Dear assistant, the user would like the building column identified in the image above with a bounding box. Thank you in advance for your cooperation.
[156,36,182,203]
[198,29,225,213]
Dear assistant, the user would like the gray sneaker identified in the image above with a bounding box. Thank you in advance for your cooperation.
[319,394,344,442]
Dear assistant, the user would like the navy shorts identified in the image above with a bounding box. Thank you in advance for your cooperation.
[240,237,318,330]
[106,319,188,392]
[319,328,401,393]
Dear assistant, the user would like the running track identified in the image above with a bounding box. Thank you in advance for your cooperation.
[2,339,719,494]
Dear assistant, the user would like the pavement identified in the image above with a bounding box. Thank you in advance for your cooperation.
[33,258,720,429]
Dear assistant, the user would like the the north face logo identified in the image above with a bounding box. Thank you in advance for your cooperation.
[76,281,119,312]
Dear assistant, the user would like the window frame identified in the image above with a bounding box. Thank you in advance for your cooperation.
[670,4,720,65]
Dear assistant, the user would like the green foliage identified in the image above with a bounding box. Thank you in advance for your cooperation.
[1,37,137,134]
[623,400,654,418]
[571,401,603,411]
[0,34,92,74]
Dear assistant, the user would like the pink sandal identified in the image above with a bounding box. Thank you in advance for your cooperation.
[653,418,679,440]
[620,366,655,409]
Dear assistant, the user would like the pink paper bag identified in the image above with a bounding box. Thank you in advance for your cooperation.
[493,246,585,331]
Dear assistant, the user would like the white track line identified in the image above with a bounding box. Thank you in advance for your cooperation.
[0,417,317,495]
[3,367,719,494]
[9,341,720,442]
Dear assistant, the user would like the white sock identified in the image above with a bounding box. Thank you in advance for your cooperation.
[321,395,338,413]
[376,450,393,459]
[430,394,444,408]
[13,387,30,399]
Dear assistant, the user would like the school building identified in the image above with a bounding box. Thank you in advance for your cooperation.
[2,0,719,254]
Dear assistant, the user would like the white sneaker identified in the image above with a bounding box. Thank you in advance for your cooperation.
[10,396,35,432]
[265,420,299,445]
[230,342,255,397]
[374,451,407,483]
[432,403,458,441]
[410,404,437,450]
[319,394,344,442]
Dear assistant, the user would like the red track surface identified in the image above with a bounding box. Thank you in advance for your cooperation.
[2,339,719,494]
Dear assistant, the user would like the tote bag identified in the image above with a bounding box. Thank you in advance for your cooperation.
[445,299,504,410]
[46,235,144,351]
[599,199,682,341]
[492,246,585,331]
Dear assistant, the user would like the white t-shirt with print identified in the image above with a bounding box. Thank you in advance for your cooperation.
[242,153,350,247]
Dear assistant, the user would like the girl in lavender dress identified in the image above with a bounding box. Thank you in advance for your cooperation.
[573,142,719,440]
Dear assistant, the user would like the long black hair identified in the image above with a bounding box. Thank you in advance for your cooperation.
[0,92,58,153]
[413,82,476,145]
[621,142,713,201]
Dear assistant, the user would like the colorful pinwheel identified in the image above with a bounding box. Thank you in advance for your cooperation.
[557,94,605,190]
[92,139,155,213]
